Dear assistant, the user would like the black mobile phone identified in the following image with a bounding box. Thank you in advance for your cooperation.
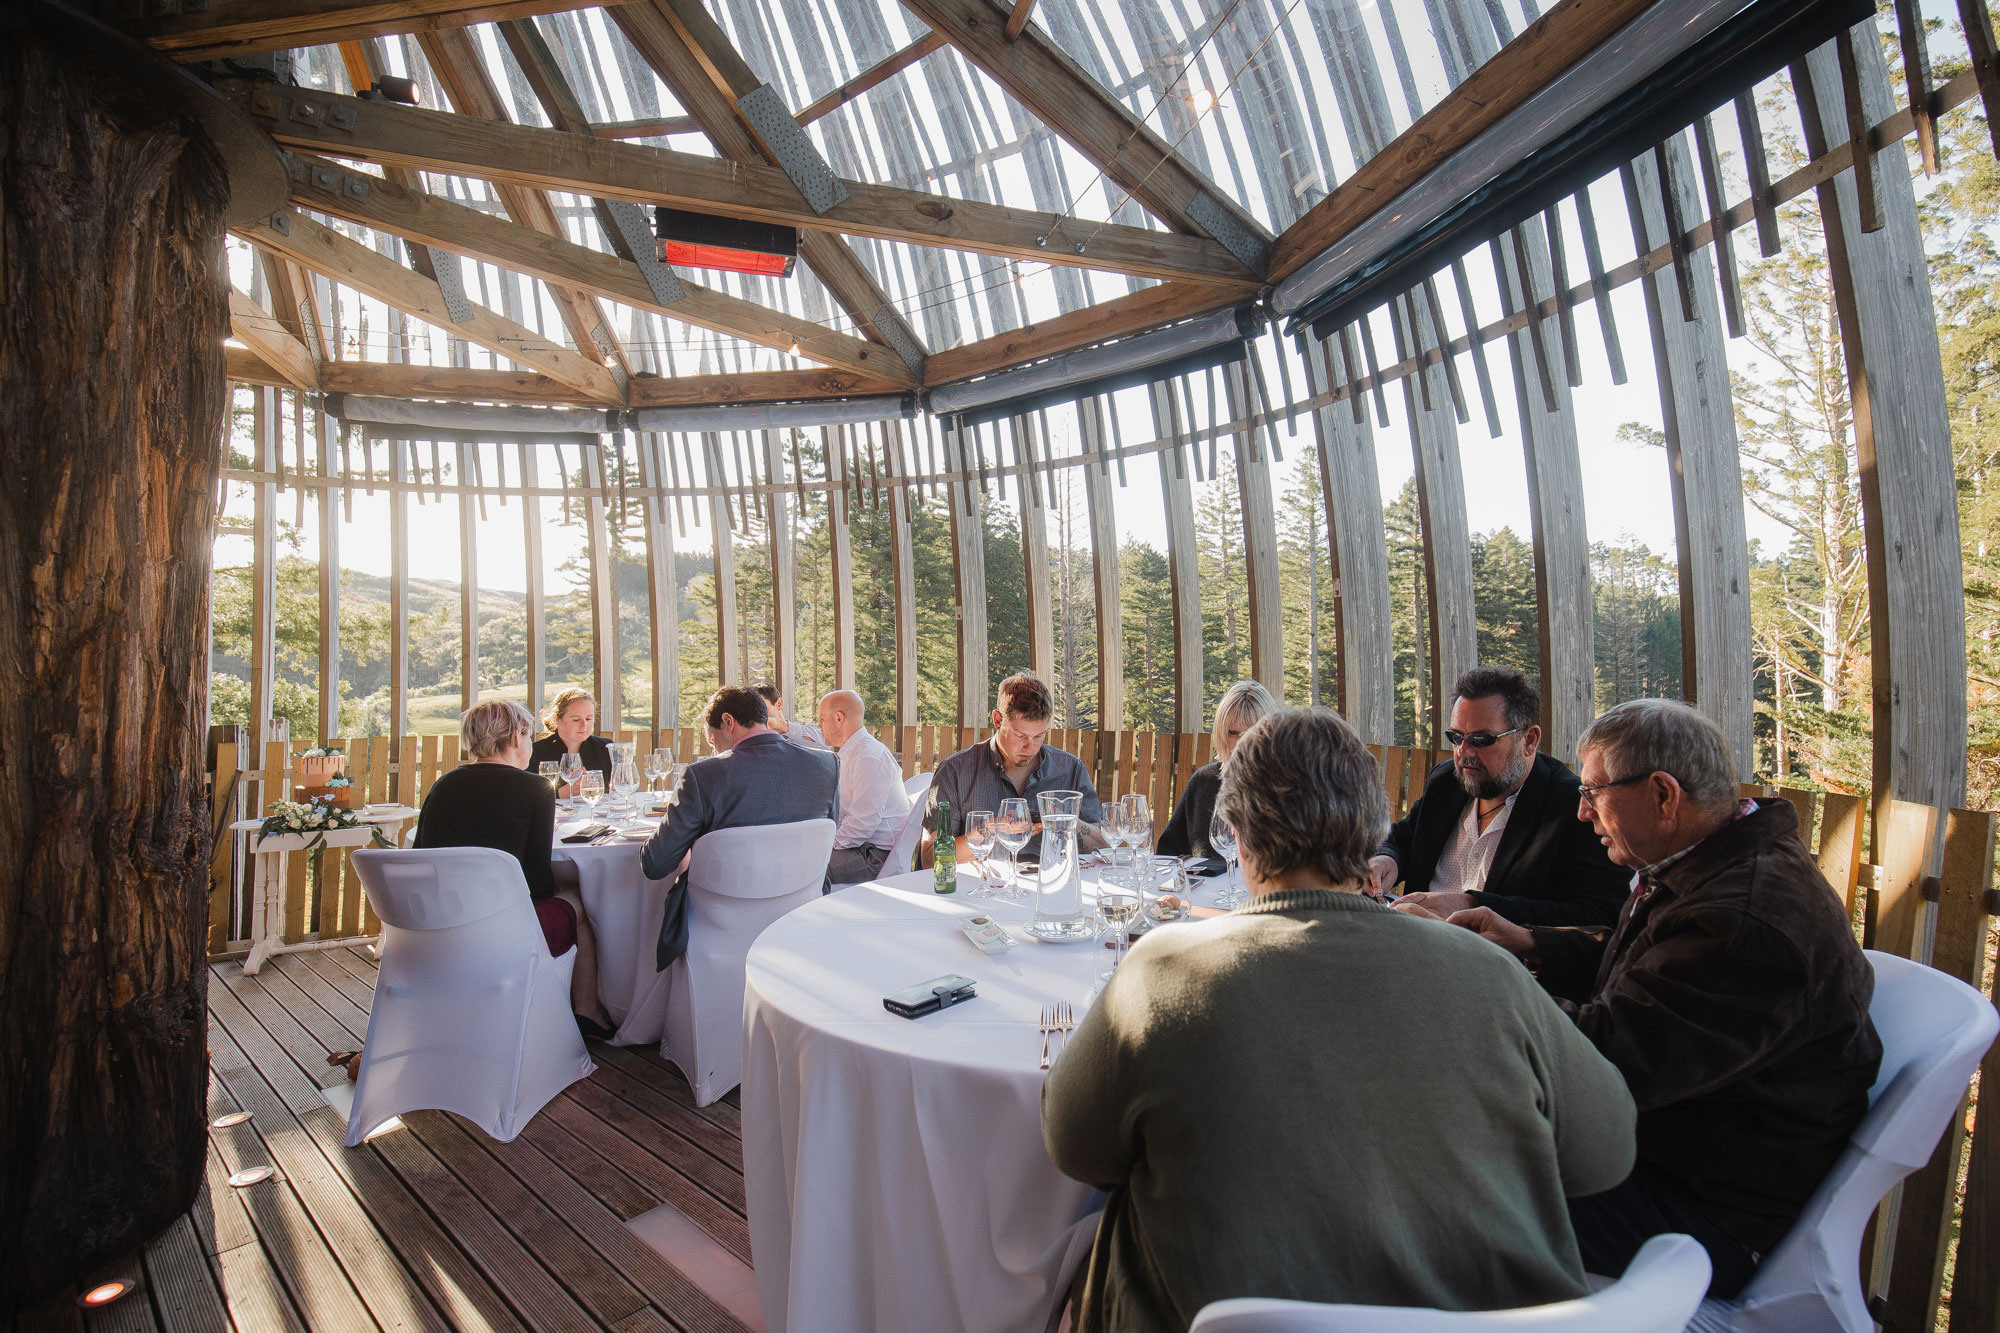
[883,974,977,1019]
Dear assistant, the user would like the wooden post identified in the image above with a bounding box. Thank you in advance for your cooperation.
[1624,146,1756,774]
[582,441,620,726]
[640,434,679,732]
[1225,361,1286,696]
[827,427,859,694]
[947,422,991,725]
[1078,402,1124,730]
[1797,36,1968,816]
[1016,417,1057,685]
[884,444,918,725]
[520,443,546,715]
[0,22,230,1305]
[388,437,410,739]
[249,385,279,748]
[1402,298,1477,736]
[457,440,479,712]
[764,431,798,704]
[706,434,741,691]
[316,407,341,742]
[1151,384,1204,732]
[1304,340,1395,743]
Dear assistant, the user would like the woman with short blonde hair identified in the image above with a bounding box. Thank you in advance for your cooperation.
[529,686,612,788]
[1157,679,1281,859]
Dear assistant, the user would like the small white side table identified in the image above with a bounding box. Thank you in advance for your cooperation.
[232,807,417,975]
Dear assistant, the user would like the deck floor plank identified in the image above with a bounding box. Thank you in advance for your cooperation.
[203,979,531,1333]
[59,950,757,1333]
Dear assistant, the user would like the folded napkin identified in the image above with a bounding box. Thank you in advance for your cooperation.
[561,824,615,844]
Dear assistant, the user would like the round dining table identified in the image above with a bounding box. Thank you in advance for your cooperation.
[741,863,1236,1333]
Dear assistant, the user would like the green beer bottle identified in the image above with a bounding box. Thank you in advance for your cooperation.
[934,797,956,894]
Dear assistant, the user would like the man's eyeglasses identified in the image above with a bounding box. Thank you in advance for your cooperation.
[1578,773,1649,806]
[1444,726,1524,749]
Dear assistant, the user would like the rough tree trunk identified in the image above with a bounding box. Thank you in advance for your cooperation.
[0,26,229,1312]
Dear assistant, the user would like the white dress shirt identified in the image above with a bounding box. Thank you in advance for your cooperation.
[1430,791,1517,895]
[778,719,830,749]
[835,728,910,850]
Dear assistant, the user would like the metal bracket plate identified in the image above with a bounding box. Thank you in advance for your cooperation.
[603,199,687,307]
[428,247,473,324]
[872,305,926,375]
[1190,190,1271,275]
[738,84,850,216]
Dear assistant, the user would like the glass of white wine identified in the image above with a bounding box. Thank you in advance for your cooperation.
[577,770,605,817]
[1096,880,1142,986]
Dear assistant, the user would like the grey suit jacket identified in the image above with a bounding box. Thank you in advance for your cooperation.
[643,730,840,969]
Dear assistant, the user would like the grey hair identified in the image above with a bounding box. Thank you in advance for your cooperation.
[1576,698,1739,809]
[1212,679,1280,759]
[462,700,537,760]
[1217,707,1388,888]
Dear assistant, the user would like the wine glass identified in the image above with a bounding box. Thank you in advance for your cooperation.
[577,770,605,817]
[610,754,641,815]
[964,810,997,897]
[994,797,1032,900]
[1123,793,1153,861]
[537,760,564,802]
[644,750,667,795]
[558,752,586,803]
[1209,813,1242,907]
[1095,878,1142,986]
[1100,797,1131,870]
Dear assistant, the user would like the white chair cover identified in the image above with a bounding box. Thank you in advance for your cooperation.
[1189,1233,1710,1332]
[345,847,594,1146]
[662,818,836,1106]
[904,771,934,799]
[879,798,932,878]
[1687,950,2000,1333]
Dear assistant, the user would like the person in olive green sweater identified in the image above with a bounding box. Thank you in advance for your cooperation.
[1042,707,1637,1333]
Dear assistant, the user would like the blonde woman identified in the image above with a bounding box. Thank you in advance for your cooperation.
[1155,679,1278,859]
[529,687,612,788]
[415,700,616,1039]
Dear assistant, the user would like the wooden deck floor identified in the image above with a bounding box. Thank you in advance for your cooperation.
[14,948,761,1333]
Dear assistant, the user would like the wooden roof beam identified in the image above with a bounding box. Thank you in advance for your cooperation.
[315,360,911,407]
[1268,0,1659,283]
[126,0,598,61]
[285,152,914,385]
[897,0,1270,269]
[608,1,934,368]
[922,281,1243,385]
[412,27,633,374]
[237,208,622,401]
[229,287,319,391]
[219,80,1261,288]
[796,31,948,125]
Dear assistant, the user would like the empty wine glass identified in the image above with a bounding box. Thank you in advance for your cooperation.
[994,797,1032,900]
[964,810,997,897]
[1209,813,1243,907]
[644,750,667,795]
[1123,793,1153,861]
[558,752,586,802]
[1101,797,1132,869]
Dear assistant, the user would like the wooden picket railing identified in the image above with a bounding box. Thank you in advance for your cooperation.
[200,728,1997,1332]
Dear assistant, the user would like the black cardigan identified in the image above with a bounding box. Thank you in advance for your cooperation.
[1379,751,1628,927]
[529,732,613,784]
[413,761,557,900]
[1156,762,1222,859]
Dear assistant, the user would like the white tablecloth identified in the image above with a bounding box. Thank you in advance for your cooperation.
[743,868,1118,1333]
[555,827,673,1045]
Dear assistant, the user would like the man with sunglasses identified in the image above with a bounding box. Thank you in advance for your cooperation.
[1370,667,1627,926]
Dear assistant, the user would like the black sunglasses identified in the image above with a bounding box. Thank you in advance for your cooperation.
[1444,726,1524,749]
[1578,773,1649,806]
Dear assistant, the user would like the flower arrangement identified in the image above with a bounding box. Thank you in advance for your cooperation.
[257,799,391,862]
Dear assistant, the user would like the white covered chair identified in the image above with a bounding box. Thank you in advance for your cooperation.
[904,770,933,799]
[1687,950,1999,1332]
[1189,1233,1710,1332]
[663,817,836,1106]
[345,847,594,1147]
[879,796,932,878]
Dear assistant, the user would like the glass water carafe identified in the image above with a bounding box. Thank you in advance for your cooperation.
[1029,790,1093,942]
[607,742,641,811]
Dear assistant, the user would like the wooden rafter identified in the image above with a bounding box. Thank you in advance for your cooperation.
[225,345,293,388]
[127,0,597,60]
[1268,0,1659,282]
[218,80,1260,288]
[318,361,595,405]
[256,250,328,362]
[229,288,319,391]
[796,31,949,125]
[238,208,622,401]
[922,281,1242,385]
[608,1,933,365]
[898,0,1268,256]
[286,152,914,386]
[414,27,631,375]
[1004,0,1038,41]
[629,368,907,407]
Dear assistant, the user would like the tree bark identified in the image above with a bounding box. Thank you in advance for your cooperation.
[0,28,228,1312]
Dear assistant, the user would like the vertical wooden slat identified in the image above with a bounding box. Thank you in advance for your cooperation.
[1832,33,1883,234]
[1149,734,1175,840]
[1541,205,1582,387]
[640,434,679,733]
[1890,0,1938,173]
[420,734,441,795]
[1883,810,1996,1328]
[1151,385,1204,733]
[764,431,798,706]
[1304,341,1394,741]
[1130,733,1155,817]
[581,443,621,726]
[389,437,411,739]
[208,736,240,952]
[1734,91,1782,259]
[1692,115,1747,338]
[521,444,546,716]
[396,734,417,810]
[1078,403,1124,730]
[1383,747,1408,820]
[825,428,858,693]
[1407,749,1434,816]
[441,735,460,770]
[1819,795,1868,920]
[458,441,480,712]
[1571,185,1629,384]
[316,410,342,744]
[1774,786,1817,844]
[1652,141,1700,322]
[1873,800,1937,961]
[1195,732,1214,770]
[1953,837,2000,1333]
[1115,730,1137,804]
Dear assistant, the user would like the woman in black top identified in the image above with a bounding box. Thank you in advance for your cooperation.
[416,699,615,1038]
[1157,680,1278,858]
[528,687,613,791]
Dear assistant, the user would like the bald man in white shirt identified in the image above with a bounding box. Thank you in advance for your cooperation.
[818,690,912,886]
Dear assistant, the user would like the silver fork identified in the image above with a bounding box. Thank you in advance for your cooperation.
[1038,1004,1058,1070]
[1054,1001,1075,1058]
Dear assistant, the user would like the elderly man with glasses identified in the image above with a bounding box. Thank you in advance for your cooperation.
[1370,667,1627,926]
[1435,698,1881,1298]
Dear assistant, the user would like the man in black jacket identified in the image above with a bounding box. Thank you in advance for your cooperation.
[1371,667,1628,927]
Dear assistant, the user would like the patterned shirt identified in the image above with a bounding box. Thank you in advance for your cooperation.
[1432,791,1519,895]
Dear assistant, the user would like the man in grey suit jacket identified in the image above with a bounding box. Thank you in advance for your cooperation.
[643,686,840,970]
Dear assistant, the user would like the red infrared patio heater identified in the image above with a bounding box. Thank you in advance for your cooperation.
[653,206,798,278]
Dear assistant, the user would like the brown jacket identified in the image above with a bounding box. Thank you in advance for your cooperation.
[1530,801,1881,1253]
